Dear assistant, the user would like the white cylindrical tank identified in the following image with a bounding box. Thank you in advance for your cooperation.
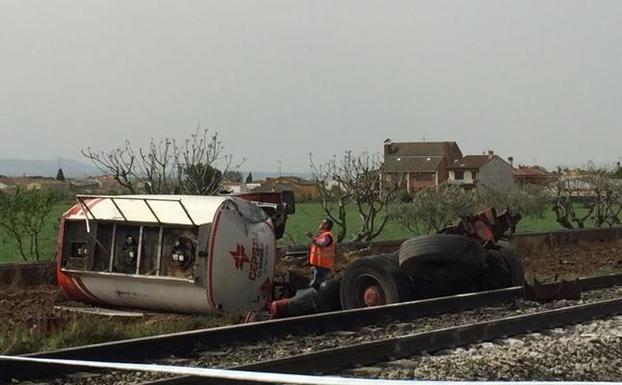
[56,195,276,314]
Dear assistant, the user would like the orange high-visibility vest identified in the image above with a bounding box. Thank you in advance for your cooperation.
[308,230,336,269]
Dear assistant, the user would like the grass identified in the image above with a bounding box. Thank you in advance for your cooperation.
[283,202,583,245]
[0,313,232,355]
[0,201,72,263]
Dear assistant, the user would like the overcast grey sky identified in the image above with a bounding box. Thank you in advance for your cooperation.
[1,0,621,172]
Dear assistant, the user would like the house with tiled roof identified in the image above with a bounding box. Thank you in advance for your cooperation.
[382,140,463,192]
[513,165,556,185]
[447,151,514,188]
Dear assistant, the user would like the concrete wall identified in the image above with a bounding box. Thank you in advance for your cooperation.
[511,227,622,255]
[479,156,514,187]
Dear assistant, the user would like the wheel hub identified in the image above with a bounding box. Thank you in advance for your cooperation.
[363,285,384,307]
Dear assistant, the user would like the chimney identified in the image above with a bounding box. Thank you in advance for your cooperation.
[488,150,494,160]
[508,156,514,167]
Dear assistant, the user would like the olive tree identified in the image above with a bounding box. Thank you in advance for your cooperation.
[476,183,549,219]
[389,183,549,236]
[389,184,478,235]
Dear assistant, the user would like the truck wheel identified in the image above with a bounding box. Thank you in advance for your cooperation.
[479,249,512,290]
[398,234,487,297]
[340,254,415,310]
[479,246,525,290]
[497,243,525,286]
[314,279,342,312]
[285,287,317,316]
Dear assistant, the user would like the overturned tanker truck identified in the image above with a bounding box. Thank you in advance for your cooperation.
[57,193,524,317]
[270,208,525,317]
[56,193,292,314]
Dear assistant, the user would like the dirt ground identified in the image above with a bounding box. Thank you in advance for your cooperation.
[0,287,195,335]
[522,238,622,281]
[2,238,622,351]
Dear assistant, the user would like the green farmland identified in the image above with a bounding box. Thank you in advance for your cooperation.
[0,201,71,263]
[283,202,566,245]
[0,201,574,264]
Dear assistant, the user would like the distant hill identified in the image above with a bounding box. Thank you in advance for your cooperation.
[242,171,312,181]
[0,158,99,178]
[0,159,311,181]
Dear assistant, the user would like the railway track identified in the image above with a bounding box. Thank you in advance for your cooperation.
[3,272,622,384]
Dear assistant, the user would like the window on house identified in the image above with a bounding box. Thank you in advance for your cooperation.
[471,171,478,180]
[454,171,464,180]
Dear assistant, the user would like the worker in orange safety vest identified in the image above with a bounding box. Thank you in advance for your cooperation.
[305,218,336,289]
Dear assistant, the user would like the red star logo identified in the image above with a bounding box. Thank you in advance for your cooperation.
[230,243,249,270]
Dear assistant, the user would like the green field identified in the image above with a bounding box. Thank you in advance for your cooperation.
[283,202,567,245]
[0,201,578,263]
[0,201,72,263]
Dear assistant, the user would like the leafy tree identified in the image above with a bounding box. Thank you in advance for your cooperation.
[56,168,65,182]
[245,172,253,183]
[224,170,243,183]
[181,163,223,195]
[389,183,548,235]
[390,184,478,235]
[0,188,55,261]
[476,184,549,219]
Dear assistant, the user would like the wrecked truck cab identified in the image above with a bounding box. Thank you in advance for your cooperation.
[57,195,276,314]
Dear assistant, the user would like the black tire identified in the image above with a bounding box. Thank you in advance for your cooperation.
[398,234,487,298]
[314,279,342,312]
[479,249,512,290]
[497,243,525,286]
[286,287,317,316]
[339,254,415,310]
[479,245,525,290]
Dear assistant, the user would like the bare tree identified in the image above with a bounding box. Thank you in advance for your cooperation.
[178,130,232,195]
[82,140,136,193]
[310,154,351,242]
[82,128,239,195]
[551,169,622,229]
[310,151,402,242]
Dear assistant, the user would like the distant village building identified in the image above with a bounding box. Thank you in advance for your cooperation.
[513,165,556,185]
[251,176,319,201]
[382,140,515,192]
[447,151,514,188]
[382,141,463,192]
[0,176,69,194]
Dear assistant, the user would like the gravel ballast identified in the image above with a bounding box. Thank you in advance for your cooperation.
[14,286,622,385]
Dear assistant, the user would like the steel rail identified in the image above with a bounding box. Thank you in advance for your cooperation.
[0,288,522,380]
[148,296,622,385]
[2,272,622,382]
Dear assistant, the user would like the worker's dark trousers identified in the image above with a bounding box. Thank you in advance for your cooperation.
[310,266,330,289]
